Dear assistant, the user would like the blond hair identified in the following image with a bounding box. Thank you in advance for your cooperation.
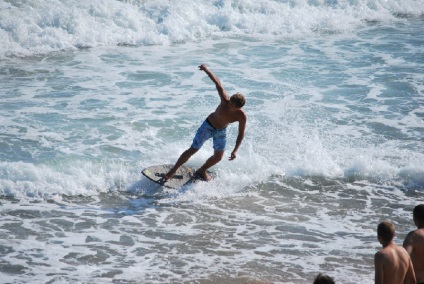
[230,93,246,108]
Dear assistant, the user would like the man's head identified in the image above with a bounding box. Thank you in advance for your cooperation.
[413,204,424,227]
[313,273,335,284]
[377,221,395,245]
[230,93,246,108]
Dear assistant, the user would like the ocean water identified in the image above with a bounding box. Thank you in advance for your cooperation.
[1,0,424,283]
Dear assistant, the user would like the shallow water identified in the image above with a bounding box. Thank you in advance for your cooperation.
[1,1,424,283]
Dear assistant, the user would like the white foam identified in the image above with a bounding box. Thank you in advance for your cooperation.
[1,36,424,199]
[0,159,139,199]
[1,5,424,284]
[1,0,423,58]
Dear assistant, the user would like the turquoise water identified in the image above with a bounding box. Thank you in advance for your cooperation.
[1,1,423,283]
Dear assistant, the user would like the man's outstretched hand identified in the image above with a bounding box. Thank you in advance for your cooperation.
[229,151,237,161]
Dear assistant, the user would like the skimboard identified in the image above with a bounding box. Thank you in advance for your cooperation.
[141,164,215,189]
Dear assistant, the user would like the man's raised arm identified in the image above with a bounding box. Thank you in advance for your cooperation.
[199,64,228,101]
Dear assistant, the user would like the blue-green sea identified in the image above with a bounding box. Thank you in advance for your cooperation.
[1,1,423,283]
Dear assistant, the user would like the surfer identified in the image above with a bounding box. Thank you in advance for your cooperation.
[403,204,424,284]
[164,64,247,181]
[374,221,416,284]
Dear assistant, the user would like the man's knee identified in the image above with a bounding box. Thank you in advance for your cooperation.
[187,147,199,155]
[213,151,224,162]
[179,147,198,162]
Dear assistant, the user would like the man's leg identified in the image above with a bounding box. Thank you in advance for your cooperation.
[164,147,198,181]
[196,150,224,181]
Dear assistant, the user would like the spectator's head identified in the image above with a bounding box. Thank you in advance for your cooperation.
[377,221,395,245]
[313,273,335,284]
[413,204,424,227]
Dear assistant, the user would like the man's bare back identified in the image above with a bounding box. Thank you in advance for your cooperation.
[404,204,424,283]
[375,221,416,284]
[375,243,416,284]
[404,228,424,282]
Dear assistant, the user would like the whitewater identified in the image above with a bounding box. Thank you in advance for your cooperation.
[1,0,424,283]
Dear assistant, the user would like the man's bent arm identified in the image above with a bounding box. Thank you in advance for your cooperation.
[229,116,246,160]
[403,232,414,255]
[405,258,417,284]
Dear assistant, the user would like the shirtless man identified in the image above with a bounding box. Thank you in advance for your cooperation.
[164,64,247,181]
[374,221,416,284]
[404,204,424,284]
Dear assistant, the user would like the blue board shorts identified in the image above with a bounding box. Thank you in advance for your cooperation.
[191,119,227,151]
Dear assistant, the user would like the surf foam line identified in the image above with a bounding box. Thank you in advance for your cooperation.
[2,153,421,202]
[1,0,423,58]
[0,159,139,200]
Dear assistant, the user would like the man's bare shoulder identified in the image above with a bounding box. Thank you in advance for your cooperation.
[375,250,385,260]
[238,108,247,119]
[396,244,411,257]
[376,247,390,257]
[235,109,247,126]
[414,228,424,238]
[375,247,392,265]
[405,228,424,245]
[377,244,408,258]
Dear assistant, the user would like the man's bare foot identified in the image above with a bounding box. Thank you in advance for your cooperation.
[194,171,211,181]
[163,169,176,182]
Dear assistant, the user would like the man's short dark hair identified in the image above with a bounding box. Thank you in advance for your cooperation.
[413,204,424,222]
[377,221,395,243]
[314,273,335,284]
[230,93,245,108]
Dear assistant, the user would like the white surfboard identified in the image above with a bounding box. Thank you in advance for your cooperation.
[141,164,215,189]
